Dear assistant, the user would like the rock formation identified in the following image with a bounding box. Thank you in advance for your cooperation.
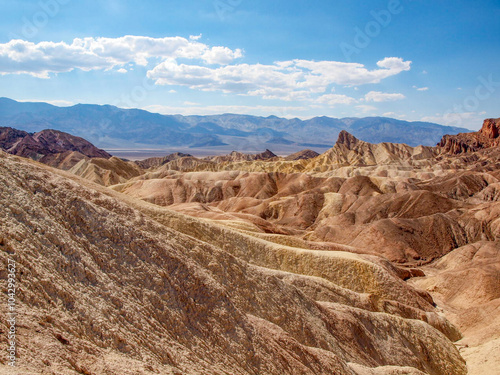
[204,149,278,163]
[284,149,320,161]
[438,118,500,154]
[0,127,111,169]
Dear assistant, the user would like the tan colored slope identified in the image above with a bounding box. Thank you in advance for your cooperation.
[69,156,143,186]
[0,151,466,374]
[38,150,89,170]
[112,167,500,263]
[305,131,438,173]
[410,241,500,375]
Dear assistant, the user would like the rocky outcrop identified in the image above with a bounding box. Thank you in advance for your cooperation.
[205,149,278,163]
[284,149,320,161]
[305,131,437,172]
[0,127,111,168]
[438,118,500,154]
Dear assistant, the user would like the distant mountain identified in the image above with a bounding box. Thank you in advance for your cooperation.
[0,98,470,152]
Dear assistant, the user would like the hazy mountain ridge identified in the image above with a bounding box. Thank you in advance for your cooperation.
[0,98,469,151]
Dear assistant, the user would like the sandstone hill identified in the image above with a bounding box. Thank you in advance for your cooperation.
[135,152,192,169]
[0,151,467,374]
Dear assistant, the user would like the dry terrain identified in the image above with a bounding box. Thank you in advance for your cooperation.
[1,119,499,374]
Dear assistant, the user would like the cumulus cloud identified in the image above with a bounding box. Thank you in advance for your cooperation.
[413,86,429,91]
[0,35,412,106]
[148,57,412,101]
[364,91,406,102]
[0,36,243,78]
[202,46,243,65]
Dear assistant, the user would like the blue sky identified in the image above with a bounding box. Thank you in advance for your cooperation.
[0,0,499,129]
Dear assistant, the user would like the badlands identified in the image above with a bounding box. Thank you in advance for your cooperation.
[1,120,499,374]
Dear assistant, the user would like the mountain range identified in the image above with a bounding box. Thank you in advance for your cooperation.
[0,98,470,154]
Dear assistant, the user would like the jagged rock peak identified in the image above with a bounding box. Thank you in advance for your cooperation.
[336,130,360,149]
[479,118,500,139]
[257,149,277,159]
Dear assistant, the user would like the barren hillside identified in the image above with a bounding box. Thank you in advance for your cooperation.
[0,151,468,374]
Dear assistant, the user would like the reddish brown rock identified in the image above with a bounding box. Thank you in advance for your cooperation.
[0,127,111,168]
[438,118,500,154]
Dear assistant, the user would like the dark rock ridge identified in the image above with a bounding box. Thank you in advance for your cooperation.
[204,149,278,163]
[438,118,500,154]
[0,127,111,160]
[284,149,320,161]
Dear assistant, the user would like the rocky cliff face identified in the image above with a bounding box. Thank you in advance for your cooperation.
[438,118,500,154]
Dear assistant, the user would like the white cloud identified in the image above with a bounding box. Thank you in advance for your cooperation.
[148,57,412,101]
[382,112,406,119]
[376,57,412,71]
[0,36,412,106]
[364,91,406,102]
[189,34,202,40]
[0,36,243,77]
[413,86,428,91]
[202,46,243,65]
